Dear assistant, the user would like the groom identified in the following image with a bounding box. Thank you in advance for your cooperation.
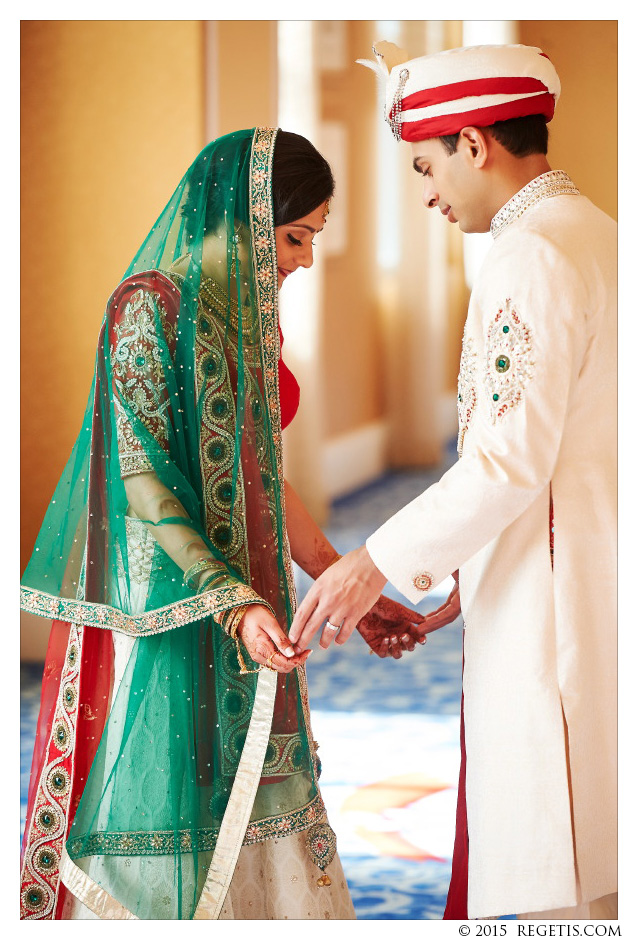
[289,42,617,920]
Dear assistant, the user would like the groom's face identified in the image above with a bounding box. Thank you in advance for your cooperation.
[410,137,490,234]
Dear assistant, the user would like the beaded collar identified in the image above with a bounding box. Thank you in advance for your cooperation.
[490,170,580,239]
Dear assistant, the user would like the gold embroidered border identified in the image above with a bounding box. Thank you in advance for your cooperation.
[247,127,323,795]
[68,829,215,859]
[193,127,284,921]
[243,793,326,844]
[246,132,329,800]
[263,732,309,776]
[249,126,297,613]
[20,585,271,637]
[66,792,326,862]
[20,623,83,919]
[192,273,251,581]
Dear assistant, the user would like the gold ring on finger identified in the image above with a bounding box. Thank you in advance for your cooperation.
[265,650,277,670]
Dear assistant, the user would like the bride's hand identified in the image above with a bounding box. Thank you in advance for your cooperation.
[356,594,428,659]
[237,605,312,674]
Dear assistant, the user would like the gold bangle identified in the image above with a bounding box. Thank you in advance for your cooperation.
[229,619,241,640]
[234,636,260,675]
[183,558,218,589]
[228,607,246,639]
[197,572,228,595]
[217,604,249,638]
[326,552,342,570]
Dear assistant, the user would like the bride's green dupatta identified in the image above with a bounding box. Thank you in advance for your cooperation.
[20,127,328,920]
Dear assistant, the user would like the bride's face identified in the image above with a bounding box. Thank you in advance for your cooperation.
[274,203,327,290]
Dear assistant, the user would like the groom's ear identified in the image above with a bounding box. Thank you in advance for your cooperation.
[457,126,489,169]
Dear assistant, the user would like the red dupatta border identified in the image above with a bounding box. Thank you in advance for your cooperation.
[20,621,113,918]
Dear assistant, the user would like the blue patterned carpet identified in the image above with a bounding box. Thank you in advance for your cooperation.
[302,451,463,919]
[20,448,464,919]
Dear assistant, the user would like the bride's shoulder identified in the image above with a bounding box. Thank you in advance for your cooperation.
[105,269,183,346]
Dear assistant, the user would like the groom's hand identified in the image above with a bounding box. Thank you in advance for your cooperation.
[414,572,461,638]
[289,545,387,651]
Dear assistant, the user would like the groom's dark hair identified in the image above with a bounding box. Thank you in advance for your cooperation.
[439,113,549,158]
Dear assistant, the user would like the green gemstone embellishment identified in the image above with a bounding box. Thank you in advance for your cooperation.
[53,722,70,750]
[217,481,233,504]
[265,742,277,763]
[134,354,146,367]
[208,440,226,462]
[37,849,56,871]
[493,394,500,401]
[495,356,510,373]
[502,325,510,333]
[213,525,230,547]
[233,730,247,755]
[39,809,56,830]
[204,356,218,376]
[25,887,45,909]
[225,691,244,716]
[68,647,77,666]
[212,397,229,418]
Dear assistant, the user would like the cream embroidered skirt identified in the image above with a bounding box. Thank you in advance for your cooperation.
[63,610,355,920]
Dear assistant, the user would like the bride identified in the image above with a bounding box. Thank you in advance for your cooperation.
[20,126,427,920]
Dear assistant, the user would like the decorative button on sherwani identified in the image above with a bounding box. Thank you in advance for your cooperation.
[413,573,433,592]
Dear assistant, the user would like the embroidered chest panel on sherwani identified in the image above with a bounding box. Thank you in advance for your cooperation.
[456,172,578,454]
[457,300,535,453]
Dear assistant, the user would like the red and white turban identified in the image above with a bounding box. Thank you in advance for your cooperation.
[358,42,560,142]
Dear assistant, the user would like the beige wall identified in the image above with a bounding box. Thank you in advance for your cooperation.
[20,21,205,574]
[206,21,278,137]
[519,20,617,220]
[321,21,384,438]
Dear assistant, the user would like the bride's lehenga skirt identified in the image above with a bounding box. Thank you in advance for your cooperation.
[218,833,355,920]
[62,541,355,921]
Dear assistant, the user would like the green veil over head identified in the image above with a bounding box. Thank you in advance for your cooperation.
[20,127,331,920]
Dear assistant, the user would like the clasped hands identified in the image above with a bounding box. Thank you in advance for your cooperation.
[231,547,461,671]
[289,546,460,657]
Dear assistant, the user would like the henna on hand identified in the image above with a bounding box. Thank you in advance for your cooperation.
[356,594,427,659]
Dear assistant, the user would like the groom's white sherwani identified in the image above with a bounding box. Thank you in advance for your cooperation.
[367,173,617,919]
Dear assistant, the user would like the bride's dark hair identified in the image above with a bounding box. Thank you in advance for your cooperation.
[182,129,334,241]
[272,130,334,225]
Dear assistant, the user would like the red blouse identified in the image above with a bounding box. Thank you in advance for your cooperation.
[278,326,300,430]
